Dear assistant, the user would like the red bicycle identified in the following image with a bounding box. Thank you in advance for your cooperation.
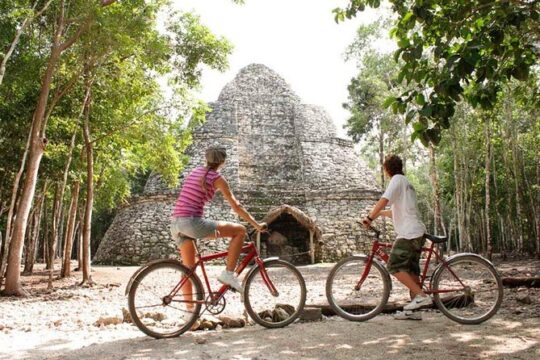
[126,229,306,338]
[326,227,503,324]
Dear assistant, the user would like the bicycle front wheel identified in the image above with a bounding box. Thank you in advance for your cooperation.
[128,260,203,338]
[326,255,390,321]
[244,259,306,328]
[432,254,503,324]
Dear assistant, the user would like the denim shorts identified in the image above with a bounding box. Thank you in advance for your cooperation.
[170,216,218,246]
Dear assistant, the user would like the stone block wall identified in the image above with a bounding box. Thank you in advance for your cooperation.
[94,64,382,265]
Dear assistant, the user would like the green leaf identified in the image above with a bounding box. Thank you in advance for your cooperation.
[382,97,397,108]
[413,121,426,132]
[415,93,425,106]
[511,65,529,81]
[406,109,416,123]
[419,105,433,117]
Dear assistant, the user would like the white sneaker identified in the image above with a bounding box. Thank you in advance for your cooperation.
[404,295,433,311]
[218,270,243,293]
[393,310,422,320]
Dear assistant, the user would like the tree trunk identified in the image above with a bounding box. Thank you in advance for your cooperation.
[61,182,80,278]
[428,145,445,235]
[452,126,469,252]
[46,182,60,270]
[51,131,77,262]
[428,144,445,260]
[378,117,387,234]
[484,116,493,260]
[536,161,540,258]
[81,84,94,285]
[1,0,96,296]
[0,126,32,285]
[22,181,48,275]
[76,218,82,272]
[0,4,66,294]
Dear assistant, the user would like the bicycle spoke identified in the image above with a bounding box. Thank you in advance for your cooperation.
[128,262,202,338]
[244,260,306,328]
[326,256,389,321]
[433,256,502,324]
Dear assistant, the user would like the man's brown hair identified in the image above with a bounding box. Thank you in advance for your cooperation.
[383,155,404,176]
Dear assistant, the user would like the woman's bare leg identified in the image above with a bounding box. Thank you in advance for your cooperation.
[179,240,196,310]
[207,222,246,272]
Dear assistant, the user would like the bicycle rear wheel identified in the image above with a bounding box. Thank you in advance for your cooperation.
[244,259,306,328]
[326,255,390,321]
[432,254,503,324]
[128,260,203,338]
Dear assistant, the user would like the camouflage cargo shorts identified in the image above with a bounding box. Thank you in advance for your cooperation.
[386,236,425,275]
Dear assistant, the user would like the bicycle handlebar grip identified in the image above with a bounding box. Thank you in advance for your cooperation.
[369,226,381,238]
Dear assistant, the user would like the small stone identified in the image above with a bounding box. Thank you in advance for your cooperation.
[300,307,322,322]
[218,315,245,328]
[143,312,166,322]
[53,320,62,327]
[195,337,207,345]
[122,308,133,323]
[517,295,532,305]
[93,316,122,327]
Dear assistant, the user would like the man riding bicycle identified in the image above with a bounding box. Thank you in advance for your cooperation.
[362,154,432,320]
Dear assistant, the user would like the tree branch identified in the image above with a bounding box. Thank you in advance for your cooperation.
[91,107,166,144]
[59,19,91,52]
[101,0,119,6]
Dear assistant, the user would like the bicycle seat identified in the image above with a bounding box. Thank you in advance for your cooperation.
[424,233,448,243]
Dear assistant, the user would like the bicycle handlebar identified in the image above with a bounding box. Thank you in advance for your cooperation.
[357,219,381,238]
[247,223,270,240]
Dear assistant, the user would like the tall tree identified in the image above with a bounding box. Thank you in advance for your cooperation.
[336,0,539,144]
[2,0,117,296]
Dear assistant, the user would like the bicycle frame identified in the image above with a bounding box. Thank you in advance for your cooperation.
[166,239,278,307]
[357,234,467,295]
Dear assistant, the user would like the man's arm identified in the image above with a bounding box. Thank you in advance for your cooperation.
[362,197,389,228]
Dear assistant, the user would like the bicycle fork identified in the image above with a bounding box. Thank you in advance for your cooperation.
[354,255,374,291]
[255,257,279,297]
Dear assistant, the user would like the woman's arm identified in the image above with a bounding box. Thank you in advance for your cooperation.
[214,177,264,231]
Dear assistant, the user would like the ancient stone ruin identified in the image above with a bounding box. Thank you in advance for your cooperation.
[94,64,380,265]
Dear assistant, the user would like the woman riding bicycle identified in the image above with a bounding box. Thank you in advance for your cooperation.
[170,147,266,293]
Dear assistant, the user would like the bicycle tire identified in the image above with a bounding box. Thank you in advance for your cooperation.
[432,254,503,324]
[244,259,306,328]
[128,260,204,338]
[326,255,391,321]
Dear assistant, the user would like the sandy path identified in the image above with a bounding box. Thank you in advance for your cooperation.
[1,260,539,360]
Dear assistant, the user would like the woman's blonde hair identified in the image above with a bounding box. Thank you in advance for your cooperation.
[200,147,227,195]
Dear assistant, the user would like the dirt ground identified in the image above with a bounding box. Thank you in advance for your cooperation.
[0,258,539,360]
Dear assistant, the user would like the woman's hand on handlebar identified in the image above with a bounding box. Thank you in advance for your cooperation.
[254,222,268,233]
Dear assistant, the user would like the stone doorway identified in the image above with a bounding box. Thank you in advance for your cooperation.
[257,205,320,265]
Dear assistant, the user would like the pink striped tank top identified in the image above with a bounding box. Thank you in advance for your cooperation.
[172,166,221,217]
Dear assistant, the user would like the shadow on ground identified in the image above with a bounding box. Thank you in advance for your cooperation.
[14,315,539,360]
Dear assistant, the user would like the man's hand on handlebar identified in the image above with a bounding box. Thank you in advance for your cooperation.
[361,217,372,229]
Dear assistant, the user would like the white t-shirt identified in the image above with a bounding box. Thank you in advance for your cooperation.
[382,174,426,239]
